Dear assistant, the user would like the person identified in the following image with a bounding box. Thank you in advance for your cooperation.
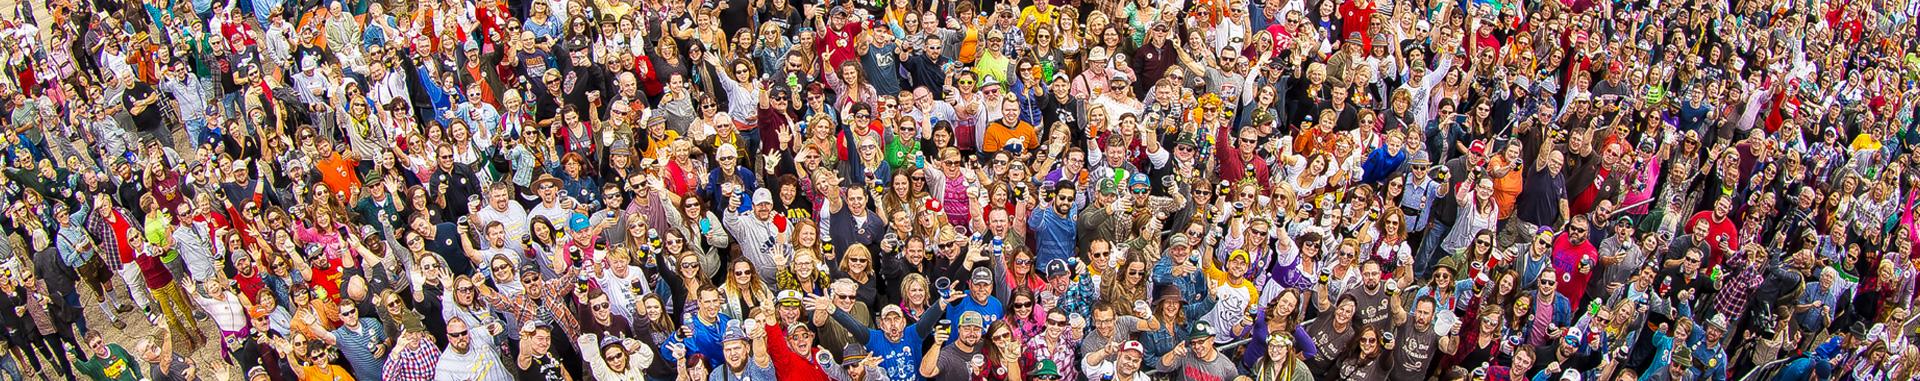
[434,318,514,381]
[1158,322,1241,381]
[133,333,199,381]
[1,1,1915,380]
[70,332,141,381]
[577,331,652,381]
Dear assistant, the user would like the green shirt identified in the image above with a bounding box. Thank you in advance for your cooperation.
[72,344,142,381]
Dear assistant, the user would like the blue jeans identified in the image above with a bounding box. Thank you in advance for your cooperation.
[1414,221,1452,279]
[221,92,246,119]
[0,349,19,381]
[184,117,210,147]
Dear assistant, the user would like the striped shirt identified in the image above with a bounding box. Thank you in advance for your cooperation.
[333,319,389,381]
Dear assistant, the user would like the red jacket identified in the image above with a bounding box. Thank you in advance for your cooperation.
[765,323,832,381]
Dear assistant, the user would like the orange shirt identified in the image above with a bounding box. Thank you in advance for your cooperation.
[1491,156,1524,219]
[315,153,363,199]
[982,120,1039,154]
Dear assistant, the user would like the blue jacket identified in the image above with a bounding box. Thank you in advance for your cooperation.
[1027,205,1079,265]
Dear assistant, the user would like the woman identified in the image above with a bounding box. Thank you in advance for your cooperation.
[293,340,355,381]
[1304,294,1358,377]
[1447,305,1507,373]
[1006,290,1046,340]
[897,274,933,323]
[577,333,652,381]
[1331,326,1388,381]
[668,197,727,278]
[659,251,710,323]
[1247,334,1314,381]
[777,250,830,296]
[1242,290,1318,370]
[1414,259,1474,333]
[637,295,676,344]
[835,245,880,307]
[1100,255,1151,311]
[1439,177,1499,254]
[553,153,602,208]
[1001,248,1047,299]
[720,258,772,319]
[978,320,1026,381]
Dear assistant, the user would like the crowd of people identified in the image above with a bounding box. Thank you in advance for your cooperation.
[0,0,1914,379]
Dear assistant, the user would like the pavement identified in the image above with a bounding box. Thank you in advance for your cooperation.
[0,0,245,379]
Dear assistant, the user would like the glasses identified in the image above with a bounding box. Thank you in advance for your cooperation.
[592,303,611,311]
[735,269,754,276]
[681,261,700,269]
[835,295,855,301]
[1015,301,1035,308]
[1090,251,1110,257]
[457,286,475,293]
[340,309,356,316]
[1127,269,1146,276]
[1047,319,1068,327]
[1015,259,1033,265]
[449,330,470,338]
[849,257,870,264]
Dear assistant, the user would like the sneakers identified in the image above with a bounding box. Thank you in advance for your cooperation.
[110,320,126,330]
[114,304,133,313]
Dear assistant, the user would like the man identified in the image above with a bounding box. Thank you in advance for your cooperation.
[920,311,985,381]
[947,266,1006,325]
[981,99,1037,155]
[317,304,387,381]
[70,331,141,381]
[826,292,950,381]
[1552,216,1600,304]
[433,318,513,381]
[429,145,484,220]
[1389,296,1459,381]
[1028,184,1079,265]
[1083,340,1151,381]
[1339,260,1399,333]
[382,330,440,381]
[1157,322,1240,381]
[723,188,783,280]
[827,187,887,261]
[134,334,197,381]
[762,300,834,381]
[474,184,529,246]
[685,287,735,367]
[1129,24,1174,98]
[716,324,775,381]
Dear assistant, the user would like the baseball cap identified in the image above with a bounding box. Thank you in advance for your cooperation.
[752,188,773,205]
[958,311,985,328]
[1044,259,1070,278]
[880,304,905,318]
[970,266,994,284]
[1188,321,1216,341]
[1167,234,1192,249]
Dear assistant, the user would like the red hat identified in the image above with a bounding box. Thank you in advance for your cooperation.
[1468,140,1488,156]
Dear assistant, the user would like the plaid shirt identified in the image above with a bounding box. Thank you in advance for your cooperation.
[381,336,440,381]
[1713,256,1765,320]
[482,270,581,338]
[1047,275,1098,320]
